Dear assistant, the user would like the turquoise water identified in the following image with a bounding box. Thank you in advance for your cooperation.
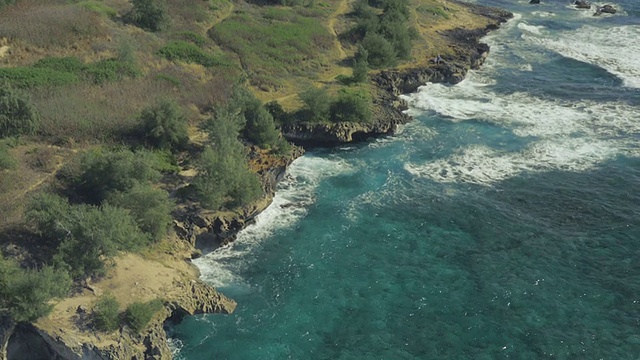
[171,1,640,358]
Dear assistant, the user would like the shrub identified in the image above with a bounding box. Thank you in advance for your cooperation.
[0,85,40,138]
[192,107,263,209]
[0,255,72,322]
[27,192,150,279]
[63,149,161,204]
[352,46,370,83]
[230,87,281,149]
[361,33,397,68]
[33,57,86,73]
[330,90,372,123]
[299,87,331,122]
[158,41,226,67]
[107,184,173,242]
[76,1,118,17]
[0,142,16,170]
[124,299,163,333]
[130,0,169,32]
[93,294,121,332]
[84,59,141,84]
[173,31,207,46]
[139,100,188,151]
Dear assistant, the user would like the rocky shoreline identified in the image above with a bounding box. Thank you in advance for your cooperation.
[0,3,511,359]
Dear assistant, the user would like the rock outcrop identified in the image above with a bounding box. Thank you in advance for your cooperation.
[282,3,512,146]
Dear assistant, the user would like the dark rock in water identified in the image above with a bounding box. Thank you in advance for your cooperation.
[594,4,616,16]
[573,0,591,9]
[529,0,540,4]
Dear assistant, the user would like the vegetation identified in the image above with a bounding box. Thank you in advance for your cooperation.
[26,193,150,279]
[349,0,414,68]
[299,87,331,122]
[192,105,263,209]
[293,86,372,123]
[124,299,163,333]
[0,141,16,170]
[93,294,121,332]
[139,100,189,151]
[61,149,162,205]
[0,254,71,322]
[158,41,227,67]
[129,0,169,32]
[0,86,40,137]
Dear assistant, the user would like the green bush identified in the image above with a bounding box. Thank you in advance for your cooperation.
[139,100,188,151]
[192,106,263,209]
[124,299,163,333]
[351,46,369,83]
[158,41,226,67]
[84,59,141,84]
[173,31,207,46]
[33,57,86,73]
[107,184,173,242]
[93,294,121,332]
[330,90,372,123]
[76,1,118,17]
[0,85,40,138]
[299,86,331,122]
[130,0,169,32]
[230,87,281,149]
[0,67,79,88]
[0,142,16,170]
[26,193,150,279]
[361,33,397,68]
[64,149,161,204]
[0,255,71,322]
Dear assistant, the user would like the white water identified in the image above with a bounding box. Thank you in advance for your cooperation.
[192,155,354,288]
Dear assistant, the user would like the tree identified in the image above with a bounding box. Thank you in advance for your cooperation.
[107,184,172,242]
[93,294,121,332]
[0,255,71,322]
[124,299,163,333]
[139,100,188,151]
[0,85,40,138]
[352,46,370,83]
[65,149,161,204]
[361,33,397,68]
[130,0,169,32]
[299,86,331,122]
[27,193,149,279]
[192,107,263,209]
[229,87,281,149]
[330,91,372,123]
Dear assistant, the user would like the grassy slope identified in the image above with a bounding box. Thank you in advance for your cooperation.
[0,0,499,345]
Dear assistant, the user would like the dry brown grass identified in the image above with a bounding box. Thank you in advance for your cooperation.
[0,2,106,49]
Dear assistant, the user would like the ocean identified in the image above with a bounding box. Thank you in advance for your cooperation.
[170,1,640,358]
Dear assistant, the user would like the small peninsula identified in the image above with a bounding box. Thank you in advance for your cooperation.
[0,0,510,358]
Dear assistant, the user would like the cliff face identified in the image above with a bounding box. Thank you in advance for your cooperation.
[0,255,236,360]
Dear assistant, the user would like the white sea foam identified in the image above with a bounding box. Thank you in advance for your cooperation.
[193,155,353,288]
[405,139,617,185]
[517,22,546,36]
[532,11,555,18]
[525,25,640,88]
[403,62,640,185]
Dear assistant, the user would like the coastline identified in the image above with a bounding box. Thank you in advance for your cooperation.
[0,3,512,359]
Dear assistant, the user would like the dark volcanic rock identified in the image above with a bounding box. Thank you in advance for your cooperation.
[529,0,540,4]
[574,0,591,9]
[594,4,616,15]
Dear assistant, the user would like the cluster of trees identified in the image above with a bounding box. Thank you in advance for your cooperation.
[0,85,40,138]
[275,86,372,124]
[0,255,71,322]
[350,0,415,68]
[29,149,173,279]
[128,0,169,32]
[93,294,163,333]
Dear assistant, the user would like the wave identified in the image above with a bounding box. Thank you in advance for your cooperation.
[192,155,353,288]
[402,68,640,185]
[524,24,640,88]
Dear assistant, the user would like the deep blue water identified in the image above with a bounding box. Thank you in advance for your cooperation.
[171,1,640,358]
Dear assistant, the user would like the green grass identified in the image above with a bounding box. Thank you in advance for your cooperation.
[0,142,16,170]
[75,1,118,17]
[172,31,207,46]
[0,67,80,88]
[158,41,229,67]
[0,57,140,88]
[209,10,333,86]
[416,4,450,18]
